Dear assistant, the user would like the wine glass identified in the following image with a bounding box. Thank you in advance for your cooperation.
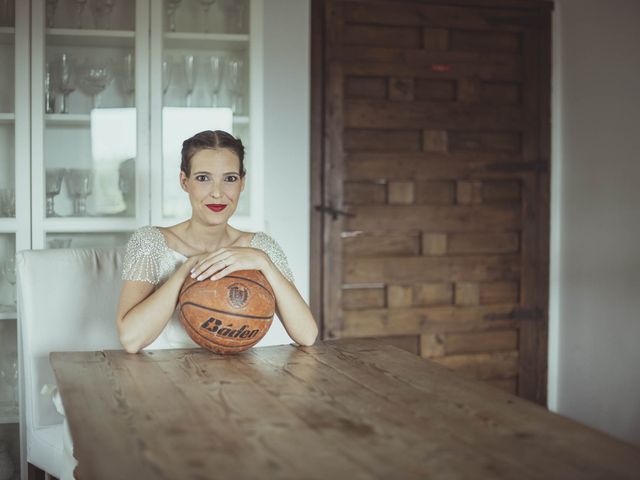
[90,0,116,30]
[207,55,223,107]
[76,58,113,108]
[1,256,16,306]
[165,0,182,32]
[225,0,246,33]
[183,55,196,107]
[44,63,56,113]
[0,189,14,217]
[199,0,216,33]
[117,52,135,106]
[45,0,58,28]
[52,53,75,114]
[226,58,244,114]
[118,158,135,216]
[66,168,94,216]
[45,168,66,217]
[162,59,172,102]
[72,0,88,29]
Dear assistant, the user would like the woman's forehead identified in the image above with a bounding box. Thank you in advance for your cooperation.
[191,148,240,172]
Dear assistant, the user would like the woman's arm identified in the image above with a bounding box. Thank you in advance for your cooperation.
[191,247,318,346]
[116,258,197,353]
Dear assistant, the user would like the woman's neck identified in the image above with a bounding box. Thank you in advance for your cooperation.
[182,219,233,253]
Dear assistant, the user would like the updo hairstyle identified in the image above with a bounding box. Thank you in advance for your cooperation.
[180,130,246,177]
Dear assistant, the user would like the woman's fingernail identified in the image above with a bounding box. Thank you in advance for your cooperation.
[197,275,204,281]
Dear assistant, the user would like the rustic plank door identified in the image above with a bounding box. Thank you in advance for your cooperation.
[311,0,552,404]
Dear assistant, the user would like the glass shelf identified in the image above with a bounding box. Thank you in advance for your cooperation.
[46,28,135,48]
[164,32,249,51]
[45,113,90,126]
[0,114,14,124]
[0,307,16,320]
[43,217,138,233]
[0,219,17,233]
[0,404,18,425]
[0,27,14,45]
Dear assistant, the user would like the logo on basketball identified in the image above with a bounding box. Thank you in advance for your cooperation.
[228,283,249,308]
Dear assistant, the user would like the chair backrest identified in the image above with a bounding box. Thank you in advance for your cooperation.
[17,248,125,429]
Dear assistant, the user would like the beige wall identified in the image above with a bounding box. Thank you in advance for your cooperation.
[550,0,640,446]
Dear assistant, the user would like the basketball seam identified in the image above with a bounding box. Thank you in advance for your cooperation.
[180,274,275,301]
[180,302,274,320]
[180,312,264,352]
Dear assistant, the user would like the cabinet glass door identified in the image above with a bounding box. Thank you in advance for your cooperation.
[32,0,149,249]
[152,0,260,230]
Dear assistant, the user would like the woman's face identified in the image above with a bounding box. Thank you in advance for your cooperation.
[180,148,245,225]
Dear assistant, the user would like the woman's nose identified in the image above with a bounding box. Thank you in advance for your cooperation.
[210,182,222,198]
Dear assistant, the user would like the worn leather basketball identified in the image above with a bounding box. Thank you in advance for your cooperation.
[178,270,275,354]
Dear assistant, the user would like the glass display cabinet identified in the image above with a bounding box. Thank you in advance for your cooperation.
[2,1,264,476]
[1,1,28,477]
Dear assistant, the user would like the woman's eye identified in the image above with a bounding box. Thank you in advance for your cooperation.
[195,175,209,182]
[225,176,239,182]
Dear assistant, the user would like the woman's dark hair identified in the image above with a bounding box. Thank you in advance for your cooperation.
[181,130,246,177]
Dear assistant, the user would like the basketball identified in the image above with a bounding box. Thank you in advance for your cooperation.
[178,270,275,354]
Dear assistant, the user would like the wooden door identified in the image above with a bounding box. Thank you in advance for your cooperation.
[311,0,552,404]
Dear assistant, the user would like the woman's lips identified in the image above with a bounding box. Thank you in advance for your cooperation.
[206,204,227,212]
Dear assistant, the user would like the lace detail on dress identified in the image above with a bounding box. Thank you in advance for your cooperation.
[121,226,177,285]
[251,232,295,283]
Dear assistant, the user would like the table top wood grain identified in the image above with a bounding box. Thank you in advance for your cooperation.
[50,339,640,480]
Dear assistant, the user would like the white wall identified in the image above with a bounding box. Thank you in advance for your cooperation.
[550,0,640,446]
[260,0,311,343]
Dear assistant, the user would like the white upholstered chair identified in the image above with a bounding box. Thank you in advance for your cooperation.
[16,246,293,479]
[17,248,126,479]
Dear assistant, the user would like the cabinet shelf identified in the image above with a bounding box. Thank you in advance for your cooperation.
[0,307,17,320]
[45,113,90,126]
[0,218,17,233]
[44,114,248,126]
[0,403,18,424]
[46,28,135,48]
[0,26,15,45]
[0,113,15,124]
[43,217,139,233]
[164,32,249,51]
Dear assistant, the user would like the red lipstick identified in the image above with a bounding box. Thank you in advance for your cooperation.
[206,204,227,212]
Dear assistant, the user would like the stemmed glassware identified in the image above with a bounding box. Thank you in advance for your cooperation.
[66,168,94,216]
[52,53,75,114]
[162,59,172,102]
[183,55,196,107]
[225,0,246,33]
[1,257,16,306]
[226,58,244,114]
[207,55,223,107]
[44,63,56,113]
[0,189,14,217]
[90,0,116,29]
[117,52,135,107]
[199,0,216,33]
[72,0,88,29]
[45,0,58,28]
[45,168,66,217]
[76,58,113,108]
[165,0,182,32]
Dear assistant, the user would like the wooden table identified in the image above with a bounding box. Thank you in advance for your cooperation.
[51,339,640,479]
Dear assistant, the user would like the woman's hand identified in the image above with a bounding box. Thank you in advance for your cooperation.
[189,247,270,282]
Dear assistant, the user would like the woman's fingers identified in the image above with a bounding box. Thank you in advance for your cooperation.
[191,252,232,278]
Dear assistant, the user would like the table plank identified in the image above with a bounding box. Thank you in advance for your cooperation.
[50,340,640,480]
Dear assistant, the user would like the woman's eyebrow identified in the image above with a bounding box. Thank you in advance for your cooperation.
[192,170,240,175]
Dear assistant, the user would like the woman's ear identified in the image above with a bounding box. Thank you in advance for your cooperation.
[179,171,189,192]
[240,175,246,192]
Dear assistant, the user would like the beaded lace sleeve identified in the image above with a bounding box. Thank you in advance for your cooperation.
[251,232,295,283]
[121,226,173,285]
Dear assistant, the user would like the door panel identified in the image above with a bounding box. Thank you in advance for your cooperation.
[315,0,551,404]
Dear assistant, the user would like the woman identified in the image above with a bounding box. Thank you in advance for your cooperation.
[116,130,318,353]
